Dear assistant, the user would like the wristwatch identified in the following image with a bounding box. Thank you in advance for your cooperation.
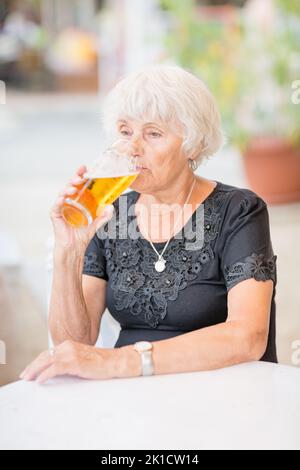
[133,341,154,376]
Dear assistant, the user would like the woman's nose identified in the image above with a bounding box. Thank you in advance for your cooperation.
[130,136,144,156]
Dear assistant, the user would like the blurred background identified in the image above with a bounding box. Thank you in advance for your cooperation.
[0,0,300,386]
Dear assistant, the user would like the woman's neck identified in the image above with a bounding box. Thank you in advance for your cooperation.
[145,172,197,207]
[135,175,217,243]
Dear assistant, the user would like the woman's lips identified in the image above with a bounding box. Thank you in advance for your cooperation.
[137,166,149,171]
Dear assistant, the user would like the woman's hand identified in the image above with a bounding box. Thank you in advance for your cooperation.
[51,165,114,253]
[19,340,121,384]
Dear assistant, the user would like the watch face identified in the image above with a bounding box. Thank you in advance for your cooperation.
[134,341,152,353]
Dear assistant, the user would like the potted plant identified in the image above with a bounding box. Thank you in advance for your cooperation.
[160,0,300,203]
[237,0,300,203]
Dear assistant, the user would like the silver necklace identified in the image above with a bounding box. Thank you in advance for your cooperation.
[143,178,197,273]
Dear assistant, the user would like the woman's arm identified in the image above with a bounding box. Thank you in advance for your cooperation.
[22,274,273,384]
[47,165,114,347]
[116,278,274,377]
[49,248,107,346]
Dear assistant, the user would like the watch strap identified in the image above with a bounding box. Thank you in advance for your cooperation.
[140,350,154,376]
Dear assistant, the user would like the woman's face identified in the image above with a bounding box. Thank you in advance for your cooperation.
[116,118,187,193]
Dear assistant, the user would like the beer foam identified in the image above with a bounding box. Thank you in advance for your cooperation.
[84,169,138,179]
[84,150,138,179]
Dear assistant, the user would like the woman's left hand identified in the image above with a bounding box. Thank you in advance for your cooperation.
[19,340,120,385]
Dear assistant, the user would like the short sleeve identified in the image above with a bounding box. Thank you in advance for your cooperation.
[82,233,108,281]
[219,190,277,292]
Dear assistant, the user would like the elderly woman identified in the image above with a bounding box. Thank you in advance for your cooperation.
[20,65,277,384]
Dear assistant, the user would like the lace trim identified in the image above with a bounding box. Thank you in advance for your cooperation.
[105,190,225,328]
[83,252,106,279]
[224,253,277,291]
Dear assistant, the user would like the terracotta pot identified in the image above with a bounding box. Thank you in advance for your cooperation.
[197,5,239,23]
[242,137,300,204]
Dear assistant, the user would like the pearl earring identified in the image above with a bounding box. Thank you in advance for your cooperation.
[189,159,198,171]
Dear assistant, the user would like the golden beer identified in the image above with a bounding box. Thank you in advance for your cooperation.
[62,173,138,228]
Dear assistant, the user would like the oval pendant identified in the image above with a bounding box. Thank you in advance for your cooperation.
[155,258,166,273]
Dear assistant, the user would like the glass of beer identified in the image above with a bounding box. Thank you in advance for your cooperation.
[61,139,139,228]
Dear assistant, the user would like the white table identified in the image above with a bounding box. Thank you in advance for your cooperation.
[0,362,299,450]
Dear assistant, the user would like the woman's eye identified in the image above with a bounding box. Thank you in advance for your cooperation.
[149,132,161,138]
[120,130,130,136]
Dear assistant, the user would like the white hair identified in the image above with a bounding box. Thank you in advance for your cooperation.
[101,64,225,165]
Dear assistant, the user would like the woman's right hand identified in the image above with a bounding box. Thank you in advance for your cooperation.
[50,165,114,253]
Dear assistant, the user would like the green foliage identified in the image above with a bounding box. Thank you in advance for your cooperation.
[276,0,300,16]
[161,0,300,149]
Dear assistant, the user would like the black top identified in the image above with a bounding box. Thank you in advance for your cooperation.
[82,181,278,363]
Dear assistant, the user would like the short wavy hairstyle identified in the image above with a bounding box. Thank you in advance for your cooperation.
[101,64,225,166]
